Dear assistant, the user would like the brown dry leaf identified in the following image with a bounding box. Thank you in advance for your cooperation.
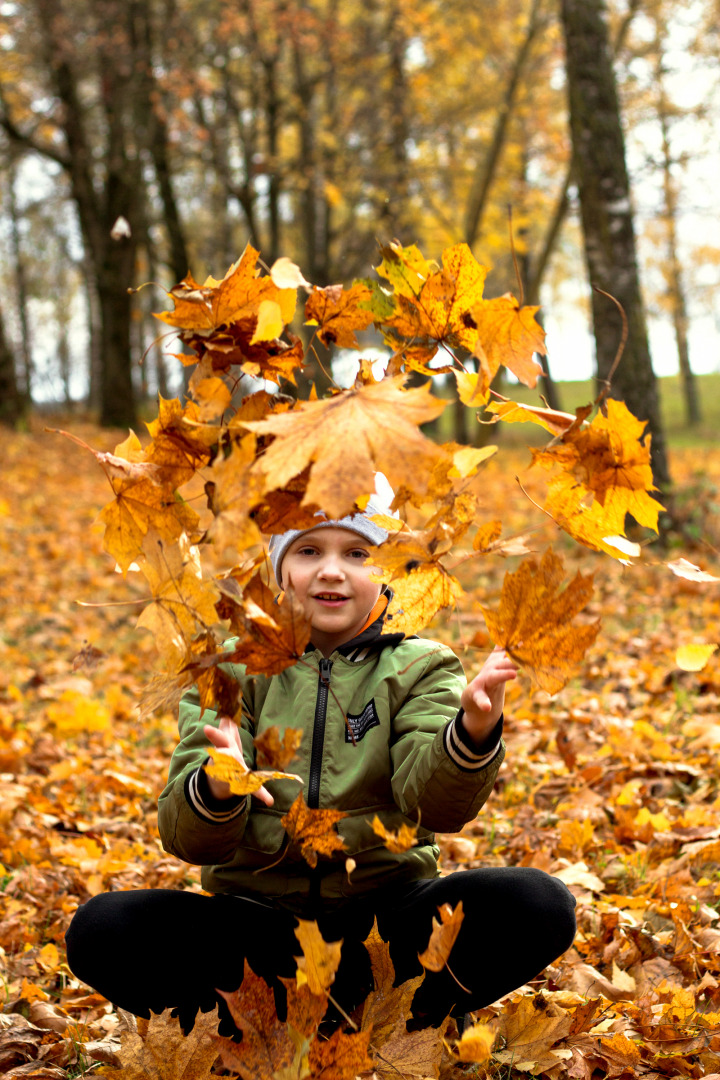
[253,726,304,771]
[362,922,424,1049]
[374,1018,449,1080]
[294,920,343,995]
[203,434,264,556]
[304,282,375,347]
[221,574,312,677]
[216,961,294,1080]
[418,901,464,972]
[480,548,600,695]
[243,375,448,517]
[370,815,419,853]
[101,1007,219,1080]
[307,1027,373,1080]
[494,993,573,1070]
[279,975,328,1038]
[454,1021,496,1063]
[282,794,347,869]
[205,747,302,795]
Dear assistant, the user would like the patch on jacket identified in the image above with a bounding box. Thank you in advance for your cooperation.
[345,700,380,743]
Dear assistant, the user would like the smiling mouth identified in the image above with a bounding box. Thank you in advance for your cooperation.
[313,593,349,601]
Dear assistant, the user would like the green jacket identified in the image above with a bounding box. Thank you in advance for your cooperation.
[158,635,505,914]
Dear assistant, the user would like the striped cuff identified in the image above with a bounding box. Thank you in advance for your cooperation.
[443,711,503,773]
[185,766,248,824]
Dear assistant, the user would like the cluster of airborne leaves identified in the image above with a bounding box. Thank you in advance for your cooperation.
[2,420,720,1078]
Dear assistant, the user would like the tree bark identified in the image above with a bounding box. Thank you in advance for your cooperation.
[463,0,545,249]
[0,302,27,427]
[655,50,700,426]
[559,0,671,494]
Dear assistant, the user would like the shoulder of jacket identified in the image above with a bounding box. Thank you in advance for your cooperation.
[389,636,463,675]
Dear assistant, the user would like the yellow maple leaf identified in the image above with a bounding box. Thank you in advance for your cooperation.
[418,901,464,972]
[469,293,545,393]
[205,747,302,795]
[480,548,600,695]
[293,920,343,995]
[102,1007,219,1080]
[675,643,718,671]
[243,375,448,517]
[135,531,220,669]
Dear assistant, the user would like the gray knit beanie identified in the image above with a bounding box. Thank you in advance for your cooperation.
[268,493,393,588]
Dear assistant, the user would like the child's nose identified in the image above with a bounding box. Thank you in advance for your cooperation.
[317,557,344,578]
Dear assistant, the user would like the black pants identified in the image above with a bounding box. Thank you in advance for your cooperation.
[65,868,576,1033]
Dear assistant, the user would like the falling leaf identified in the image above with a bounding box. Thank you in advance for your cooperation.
[370,815,419,853]
[418,901,464,972]
[469,293,546,392]
[667,558,720,583]
[253,726,304,771]
[307,1027,373,1080]
[533,399,665,553]
[250,299,284,344]
[281,794,347,868]
[243,375,448,517]
[483,398,589,434]
[216,962,294,1080]
[676,643,718,672]
[480,548,600,695]
[218,573,312,676]
[361,922,424,1049]
[304,282,375,347]
[154,243,296,333]
[454,1021,496,1063]
[205,747,302,795]
[270,256,311,291]
[294,920,343,995]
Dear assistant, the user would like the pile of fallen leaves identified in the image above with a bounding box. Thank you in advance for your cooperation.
[2,239,720,1079]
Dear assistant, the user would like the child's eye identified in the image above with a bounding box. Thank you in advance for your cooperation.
[348,549,370,559]
[296,546,318,556]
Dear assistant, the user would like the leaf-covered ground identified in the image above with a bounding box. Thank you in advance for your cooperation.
[2,421,720,1079]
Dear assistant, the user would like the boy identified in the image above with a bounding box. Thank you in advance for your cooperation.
[66,496,576,1034]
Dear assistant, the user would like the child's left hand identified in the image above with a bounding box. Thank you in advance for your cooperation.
[460,647,518,745]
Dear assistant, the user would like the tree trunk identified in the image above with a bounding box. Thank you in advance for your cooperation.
[655,52,700,426]
[0,302,27,427]
[463,0,544,249]
[6,159,33,400]
[559,0,671,494]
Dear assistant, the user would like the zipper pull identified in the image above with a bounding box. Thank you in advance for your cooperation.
[319,658,332,684]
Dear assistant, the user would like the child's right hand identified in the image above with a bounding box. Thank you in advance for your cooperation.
[203,717,274,807]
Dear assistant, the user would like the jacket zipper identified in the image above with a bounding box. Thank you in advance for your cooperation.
[307,658,333,808]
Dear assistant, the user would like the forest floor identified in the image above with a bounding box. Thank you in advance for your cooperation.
[2,415,720,1079]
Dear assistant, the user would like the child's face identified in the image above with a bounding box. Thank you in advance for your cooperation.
[282,527,382,656]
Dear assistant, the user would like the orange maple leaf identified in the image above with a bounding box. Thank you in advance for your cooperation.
[281,793,347,868]
[370,815,419,854]
[307,1027,373,1080]
[244,375,448,517]
[469,293,545,394]
[205,747,302,795]
[532,399,665,556]
[217,573,312,677]
[418,901,465,972]
[293,919,343,994]
[154,243,296,333]
[304,282,375,347]
[254,726,304,771]
[480,548,600,695]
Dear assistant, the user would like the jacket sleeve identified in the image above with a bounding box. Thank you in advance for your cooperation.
[157,681,255,866]
[390,647,505,833]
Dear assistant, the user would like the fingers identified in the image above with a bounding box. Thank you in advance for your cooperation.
[255,786,275,807]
